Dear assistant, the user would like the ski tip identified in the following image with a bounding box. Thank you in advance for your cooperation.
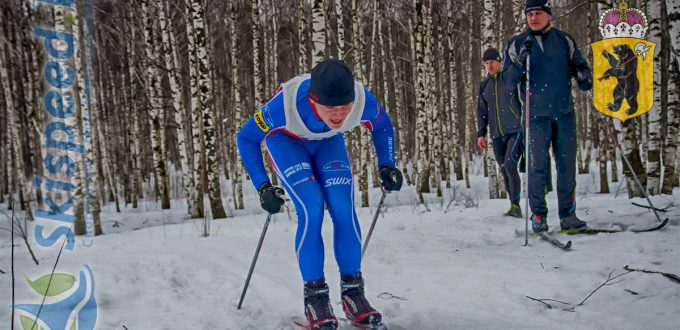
[564,241,572,249]
[291,316,310,329]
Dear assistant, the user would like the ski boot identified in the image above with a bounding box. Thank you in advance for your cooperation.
[504,203,522,218]
[303,278,338,330]
[340,273,384,329]
[560,214,587,230]
[531,214,549,233]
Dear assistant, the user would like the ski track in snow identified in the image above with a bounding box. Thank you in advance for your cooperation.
[1,181,679,329]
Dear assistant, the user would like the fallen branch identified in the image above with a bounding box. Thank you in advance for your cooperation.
[631,202,673,212]
[378,292,408,301]
[525,296,574,311]
[624,265,680,284]
[526,268,634,311]
[578,269,632,306]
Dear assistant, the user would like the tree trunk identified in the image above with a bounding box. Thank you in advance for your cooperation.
[142,0,171,209]
[599,130,610,193]
[646,1,662,195]
[192,0,226,219]
[622,119,647,198]
[298,0,310,72]
[311,0,325,67]
[230,0,245,210]
[162,0,198,216]
[414,0,433,203]
[661,0,678,194]
[0,26,32,218]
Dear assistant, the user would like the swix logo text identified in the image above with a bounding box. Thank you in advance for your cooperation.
[325,177,352,187]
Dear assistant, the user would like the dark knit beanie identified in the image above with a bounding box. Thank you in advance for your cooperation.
[482,48,502,62]
[525,0,552,15]
[308,59,355,106]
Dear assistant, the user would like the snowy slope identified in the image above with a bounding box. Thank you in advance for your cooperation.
[1,179,679,330]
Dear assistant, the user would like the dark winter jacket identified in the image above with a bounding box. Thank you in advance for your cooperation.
[502,27,592,118]
[477,73,522,139]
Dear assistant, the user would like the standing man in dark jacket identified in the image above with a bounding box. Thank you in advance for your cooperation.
[502,0,593,233]
[477,48,523,218]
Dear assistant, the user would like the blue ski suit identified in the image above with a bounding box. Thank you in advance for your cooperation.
[477,73,523,204]
[237,75,396,281]
[502,26,592,219]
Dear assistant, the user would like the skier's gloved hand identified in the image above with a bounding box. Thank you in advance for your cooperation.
[379,165,403,192]
[258,182,285,214]
[576,66,593,91]
[518,37,533,67]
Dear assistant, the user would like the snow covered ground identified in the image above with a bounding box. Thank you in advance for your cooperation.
[1,174,679,330]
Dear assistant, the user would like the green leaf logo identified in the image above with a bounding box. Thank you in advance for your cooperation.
[65,13,76,25]
[25,273,76,297]
[20,315,46,330]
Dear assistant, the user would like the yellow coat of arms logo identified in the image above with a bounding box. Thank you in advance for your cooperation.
[591,1,655,122]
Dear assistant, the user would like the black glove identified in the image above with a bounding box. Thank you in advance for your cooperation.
[576,66,593,91]
[518,37,533,67]
[258,182,285,214]
[379,165,403,192]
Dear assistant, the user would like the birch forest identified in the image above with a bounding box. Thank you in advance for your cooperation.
[0,0,678,236]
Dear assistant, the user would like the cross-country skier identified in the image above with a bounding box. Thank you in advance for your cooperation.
[477,47,524,218]
[502,0,593,233]
[237,59,402,329]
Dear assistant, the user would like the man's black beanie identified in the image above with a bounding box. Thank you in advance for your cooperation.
[308,59,355,106]
[525,0,552,15]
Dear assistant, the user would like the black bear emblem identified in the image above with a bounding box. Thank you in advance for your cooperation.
[602,45,639,116]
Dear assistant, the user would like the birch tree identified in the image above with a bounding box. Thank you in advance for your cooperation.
[161,0,199,216]
[191,0,227,218]
[661,0,680,195]
[298,0,310,72]
[647,1,662,194]
[142,0,171,209]
[414,0,433,204]
[252,0,265,107]
[311,0,325,66]
[230,0,245,210]
[0,18,32,216]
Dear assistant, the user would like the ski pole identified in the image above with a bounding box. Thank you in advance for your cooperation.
[597,113,663,223]
[237,212,272,309]
[524,55,531,246]
[238,188,284,309]
[361,190,388,259]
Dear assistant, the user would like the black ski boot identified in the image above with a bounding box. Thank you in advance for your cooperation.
[560,214,587,230]
[303,278,338,330]
[340,273,384,329]
[531,214,549,233]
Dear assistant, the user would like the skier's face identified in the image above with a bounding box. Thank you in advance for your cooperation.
[312,100,353,129]
[526,10,551,31]
[484,60,501,75]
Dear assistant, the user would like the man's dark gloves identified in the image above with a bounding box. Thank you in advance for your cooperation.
[518,37,533,67]
[379,165,403,192]
[258,182,285,214]
[576,65,593,91]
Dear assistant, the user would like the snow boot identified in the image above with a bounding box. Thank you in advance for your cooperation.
[340,273,383,328]
[303,278,338,330]
[560,214,587,230]
[531,214,549,233]
[504,203,523,218]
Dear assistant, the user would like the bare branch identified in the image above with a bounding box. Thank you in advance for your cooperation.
[578,269,632,306]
